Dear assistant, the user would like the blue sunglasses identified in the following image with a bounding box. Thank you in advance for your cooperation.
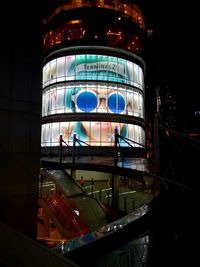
[72,90,126,113]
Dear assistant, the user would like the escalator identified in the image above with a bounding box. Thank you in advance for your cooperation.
[39,168,165,265]
[39,193,90,239]
[39,168,110,239]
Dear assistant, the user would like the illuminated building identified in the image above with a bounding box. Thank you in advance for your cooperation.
[41,0,147,155]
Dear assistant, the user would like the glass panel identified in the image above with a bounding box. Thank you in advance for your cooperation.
[57,57,65,82]
[50,59,56,83]
[49,89,57,114]
[75,54,87,80]
[66,55,76,80]
[43,55,144,89]
[43,82,143,117]
[52,122,60,146]
[41,122,145,148]
[90,121,100,145]
[56,87,65,113]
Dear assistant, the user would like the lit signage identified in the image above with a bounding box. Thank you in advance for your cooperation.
[43,54,144,89]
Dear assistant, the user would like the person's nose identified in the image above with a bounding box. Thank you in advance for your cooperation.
[97,98,106,113]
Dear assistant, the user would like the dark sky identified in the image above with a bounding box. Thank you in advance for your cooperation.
[146,0,199,127]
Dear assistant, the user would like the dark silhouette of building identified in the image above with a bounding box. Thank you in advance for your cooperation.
[0,2,43,238]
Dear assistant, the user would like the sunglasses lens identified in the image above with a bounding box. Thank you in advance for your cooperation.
[77,91,97,112]
[108,93,125,113]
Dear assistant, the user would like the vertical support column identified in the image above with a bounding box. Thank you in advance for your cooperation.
[114,127,118,167]
[112,127,119,208]
[71,133,76,177]
[59,134,63,165]
[43,211,50,238]
[154,112,160,174]
[154,86,161,174]
[72,133,76,164]
[111,174,119,209]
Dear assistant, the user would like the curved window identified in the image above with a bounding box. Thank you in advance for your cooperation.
[41,121,145,147]
[43,21,143,54]
[43,55,144,89]
[42,53,145,148]
[42,82,144,118]
[43,0,145,29]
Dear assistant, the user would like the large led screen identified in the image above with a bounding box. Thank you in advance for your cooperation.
[42,82,144,118]
[41,121,145,147]
[43,54,144,90]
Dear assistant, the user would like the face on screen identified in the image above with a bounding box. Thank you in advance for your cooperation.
[71,88,126,114]
[80,121,123,146]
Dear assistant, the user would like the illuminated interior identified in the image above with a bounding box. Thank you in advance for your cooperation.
[43,21,143,54]
[43,0,145,29]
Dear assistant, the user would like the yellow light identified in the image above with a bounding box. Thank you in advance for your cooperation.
[68,20,81,24]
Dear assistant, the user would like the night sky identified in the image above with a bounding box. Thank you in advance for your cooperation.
[147,0,199,128]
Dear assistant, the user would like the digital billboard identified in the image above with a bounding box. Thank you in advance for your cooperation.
[42,82,144,118]
[43,54,144,90]
[41,121,145,147]
[42,53,145,148]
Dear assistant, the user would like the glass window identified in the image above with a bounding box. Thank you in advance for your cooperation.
[56,87,65,113]
[43,54,144,88]
[50,59,56,82]
[49,89,57,114]
[42,82,144,117]
[43,91,50,116]
[41,121,145,148]
[66,55,76,80]
[57,57,65,82]
[45,62,51,86]
[52,122,60,146]
[75,54,86,80]
[117,57,126,83]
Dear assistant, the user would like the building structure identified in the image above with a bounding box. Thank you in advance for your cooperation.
[0,2,42,238]
[0,1,195,266]
[41,0,148,157]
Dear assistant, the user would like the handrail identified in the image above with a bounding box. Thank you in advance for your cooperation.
[52,193,164,265]
[42,193,90,238]
[117,133,146,148]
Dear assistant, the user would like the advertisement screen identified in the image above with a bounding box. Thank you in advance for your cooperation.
[41,121,145,147]
[42,83,144,118]
[42,53,145,148]
[43,54,144,90]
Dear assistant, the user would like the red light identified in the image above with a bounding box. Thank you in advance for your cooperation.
[188,133,198,137]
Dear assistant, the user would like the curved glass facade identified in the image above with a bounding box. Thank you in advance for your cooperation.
[43,20,144,54]
[42,1,146,151]
[44,0,145,28]
[41,121,145,147]
[41,51,145,148]
[42,82,144,118]
[43,54,144,89]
